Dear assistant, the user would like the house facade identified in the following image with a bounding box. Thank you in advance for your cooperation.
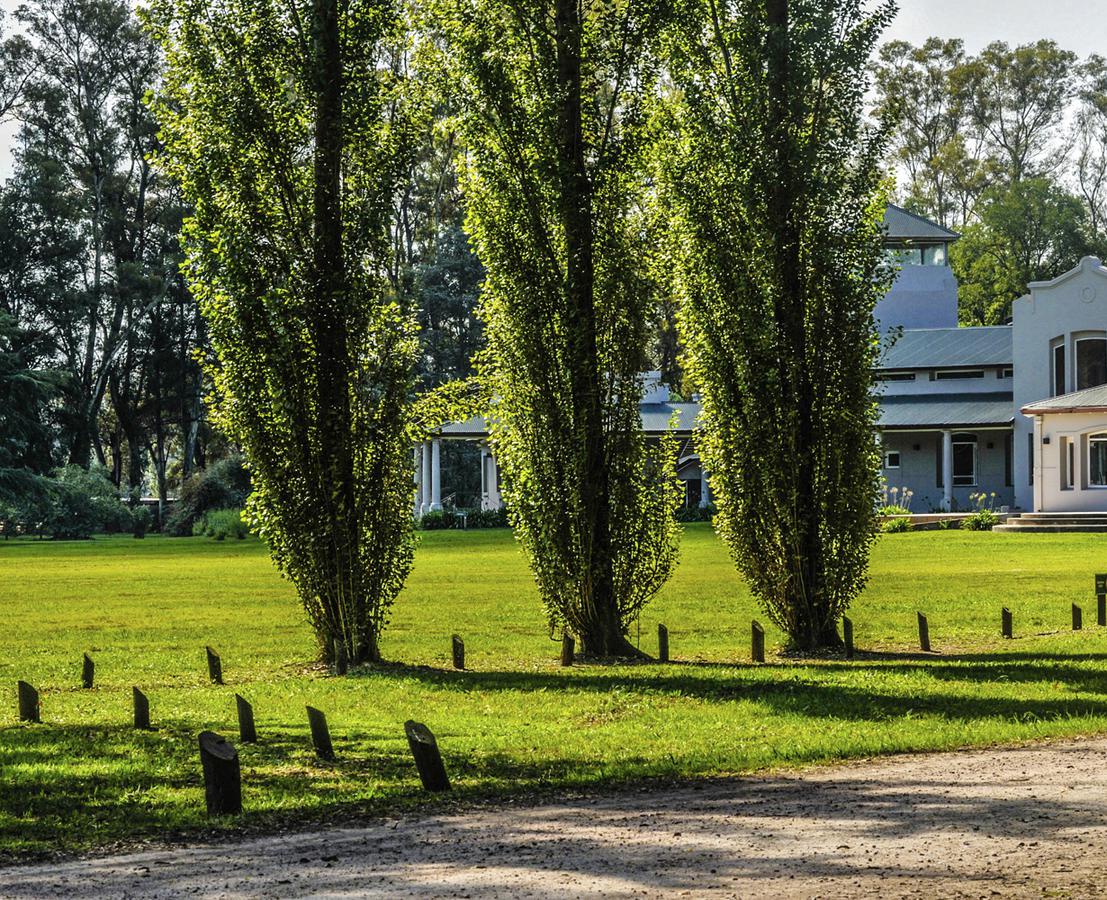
[417,207,1107,517]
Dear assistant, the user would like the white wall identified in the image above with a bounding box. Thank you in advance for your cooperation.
[1012,258,1107,510]
[1030,411,1107,512]
[874,265,960,331]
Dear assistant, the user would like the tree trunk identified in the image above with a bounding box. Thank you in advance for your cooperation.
[553,0,632,660]
[311,0,368,663]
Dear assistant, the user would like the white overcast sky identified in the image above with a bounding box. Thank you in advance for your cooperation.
[0,0,1104,177]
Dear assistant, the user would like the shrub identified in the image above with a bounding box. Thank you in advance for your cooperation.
[468,507,510,528]
[676,502,716,523]
[193,507,249,540]
[878,504,911,516]
[131,506,153,539]
[880,516,911,534]
[165,456,251,536]
[417,509,457,531]
[45,466,131,540]
[962,491,1000,531]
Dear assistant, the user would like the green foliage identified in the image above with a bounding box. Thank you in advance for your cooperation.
[675,502,716,523]
[193,507,249,541]
[879,505,911,516]
[416,506,511,530]
[962,491,1000,531]
[430,0,682,656]
[881,516,912,534]
[130,505,152,538]
[43,465,132,540]
[150,0,422,662]
[662,0,894,650]
[164,455,251,537]
[953,178,1092,324]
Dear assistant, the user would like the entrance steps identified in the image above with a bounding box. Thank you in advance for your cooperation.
[994,512,1107,533]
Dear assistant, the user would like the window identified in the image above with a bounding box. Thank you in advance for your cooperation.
[886,247,922,266]
[884,451,901,469]
[922,244,948,266]
[1076,337,1107,391]
[952,433,977,486]
[1090,434,1107,487]
[1066,439,1075,489]
[879,371,916,382]
[1053,340,1066,396]
[998,367,1013,379]
[935,369,985,380]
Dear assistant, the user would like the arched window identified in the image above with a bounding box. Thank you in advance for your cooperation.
[952,433,977,487]
[1076,335,1107,391]
[1089,434,1107,487]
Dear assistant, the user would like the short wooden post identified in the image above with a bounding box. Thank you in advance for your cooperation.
[1073,603,1083,631]
[333,639,348,676]
[235,694,256,743]
[657,624,669,663]
[306,706,335,761]
[404,720,451,792]
[81,653,94,689]
[451,634,465,670]
[751,620,765,663]
[199,731,242,816]
[133,687,151,730]
[560,634,574,667]
[917,612,930,652]
[206,646,223,685]
[842,616,854,659]
[1002,607,1013,640]
[17,681,39,723]
[1097,574,1106,626]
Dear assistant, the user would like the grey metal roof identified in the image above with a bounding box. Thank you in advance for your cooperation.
[1021,384,1107,414]
[883,204,960,242]
[878,392,1014,429]
[880,326,1012,370]
[439,402,703,439]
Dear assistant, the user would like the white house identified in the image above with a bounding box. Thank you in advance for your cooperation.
[417,207,1107,527]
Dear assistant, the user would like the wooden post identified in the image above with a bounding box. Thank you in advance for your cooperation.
[657,624,669,663]
[206,646,223,685]
[451,634,465,670]
[17,681,39,723]
[306,706,335,760]
[235,694,257,743]
[199,731,242,816]
[842,616,854,659]
[1002,607,1013,640]
[1073,603,1083,631]
[560,634,574,667]
[917,612,930,652]
[404,720,451,792]
[751,620,765,663]
[1096,575,1107,626]
[333,639,348,676]
[81,653,94,689]
[133,687,151,730]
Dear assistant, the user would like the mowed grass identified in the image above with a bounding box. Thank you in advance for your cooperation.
[4,524,1107,859]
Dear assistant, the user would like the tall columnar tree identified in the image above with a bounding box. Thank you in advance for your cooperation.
[432,0,681,657]
[151,0,420,664]
[663,0,894,651]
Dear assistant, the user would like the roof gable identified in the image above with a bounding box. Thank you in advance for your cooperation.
[883,205,959,242]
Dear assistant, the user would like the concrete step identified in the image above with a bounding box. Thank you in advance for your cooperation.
[1017,511,1107,520]
[993,524,1107,533]
[1003,518,1107,527]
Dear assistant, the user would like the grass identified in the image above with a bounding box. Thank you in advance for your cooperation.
[5,524,1107,860]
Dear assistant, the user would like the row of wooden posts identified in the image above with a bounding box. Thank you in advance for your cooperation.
[17,645,451,818]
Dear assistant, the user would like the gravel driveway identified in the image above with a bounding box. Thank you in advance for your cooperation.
[4,737,1107,898]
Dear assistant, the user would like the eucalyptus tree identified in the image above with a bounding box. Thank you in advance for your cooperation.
[432,0,681,657]
[151,0,421,664]
[662,0,894,651]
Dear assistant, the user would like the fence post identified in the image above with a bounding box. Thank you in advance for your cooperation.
[306,706,335,761]
[206,646,223,685]
[17,681,39,723]
[199,731,242,816]
[657,624,669,663]
[751,621,765,663]
[917,612,930,652]
[451,635,465,670]
[1002,607,1013,640]
[81,654,94,689]
[560,635,574,667]
[1073,603,1083,631]
[842,616,854,659]
[404,720,451,792]
[236,694,257,743]
[133,687,151,730]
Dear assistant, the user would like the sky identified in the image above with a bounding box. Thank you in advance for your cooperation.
[0,0,1105,176]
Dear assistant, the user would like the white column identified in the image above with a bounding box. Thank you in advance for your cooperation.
[430,439,442,511]
[942,429,953,511]
[413,444,422,516]
[480,446,490,510]
[488,452,502,510]
[699,466,710,508]
[421,440,432,513]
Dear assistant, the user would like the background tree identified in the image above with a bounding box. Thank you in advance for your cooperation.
[664,0,893,651]
[152,0,421,663]
[433,0,681,657]
[953,178,1092,325]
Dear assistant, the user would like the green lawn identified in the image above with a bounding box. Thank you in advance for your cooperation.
[4,525,1107,859]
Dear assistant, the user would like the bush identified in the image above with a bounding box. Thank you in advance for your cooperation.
[45,466,131,540]
[878,504,911,516]
[193,507,249,540]
[131,506,153,539]
[962,509,999,531]
[417,509,457,530]
[165,456,251,536]
[880,516,911,533]
[415,507,512,530]
[676,502,716,523]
